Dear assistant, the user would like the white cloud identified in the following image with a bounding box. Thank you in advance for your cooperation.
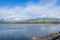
[0,0,60,21]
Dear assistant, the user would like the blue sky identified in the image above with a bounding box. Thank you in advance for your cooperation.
[0,0,39,6]
[0,0,60,21]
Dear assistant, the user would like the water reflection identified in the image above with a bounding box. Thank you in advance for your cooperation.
[0,24,60,40]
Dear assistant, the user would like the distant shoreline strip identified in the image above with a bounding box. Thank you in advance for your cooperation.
[0,22,60,24]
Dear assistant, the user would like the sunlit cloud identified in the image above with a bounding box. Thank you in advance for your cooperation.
[0,0,60,21]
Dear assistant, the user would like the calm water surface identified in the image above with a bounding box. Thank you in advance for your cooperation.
[0,24,60,40]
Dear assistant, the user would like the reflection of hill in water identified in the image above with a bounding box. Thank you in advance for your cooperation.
[0,24,60,37]
[0,24,60,40]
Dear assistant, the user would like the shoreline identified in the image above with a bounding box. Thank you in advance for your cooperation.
[0,22,60,24]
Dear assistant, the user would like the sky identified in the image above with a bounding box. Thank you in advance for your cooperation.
[0,0,60,21]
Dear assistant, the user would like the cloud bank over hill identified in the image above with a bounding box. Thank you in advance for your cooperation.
[0,0,60,21]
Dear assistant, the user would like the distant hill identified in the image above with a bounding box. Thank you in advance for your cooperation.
[0,18,5,22]
[0,18,60,22]
[22,18,60,22]
[0,18,60,24]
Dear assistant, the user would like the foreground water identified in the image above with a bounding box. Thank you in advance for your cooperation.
[0,24,60,40]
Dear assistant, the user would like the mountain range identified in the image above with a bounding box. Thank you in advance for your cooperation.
[0,18,60,22]
[21,18,60,22]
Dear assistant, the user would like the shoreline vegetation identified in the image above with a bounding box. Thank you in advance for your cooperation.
[0,22,60,24]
